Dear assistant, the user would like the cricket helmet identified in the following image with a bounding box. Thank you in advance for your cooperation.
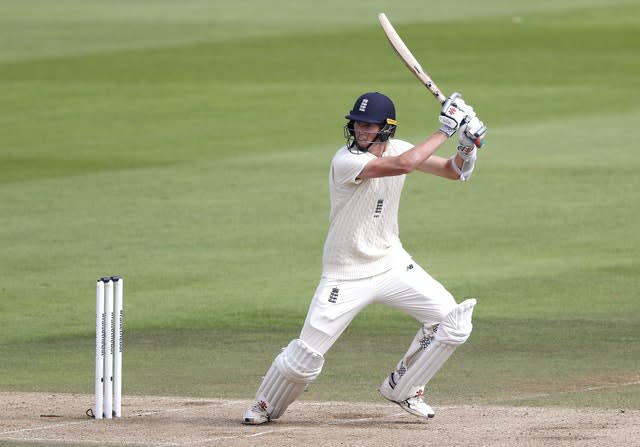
[344,92,397,152]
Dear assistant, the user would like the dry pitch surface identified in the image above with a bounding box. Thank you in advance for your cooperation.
[1,392,637,446]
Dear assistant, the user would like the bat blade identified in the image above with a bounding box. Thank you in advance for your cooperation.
[378,13,446,104]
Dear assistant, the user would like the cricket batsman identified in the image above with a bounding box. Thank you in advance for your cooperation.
[242,91,486,424]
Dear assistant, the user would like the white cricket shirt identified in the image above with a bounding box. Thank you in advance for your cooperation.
[321,139,414,280]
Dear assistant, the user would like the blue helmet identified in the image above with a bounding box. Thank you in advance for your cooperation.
[344,92,397,152]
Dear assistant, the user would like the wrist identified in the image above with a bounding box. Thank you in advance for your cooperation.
[457,145,477,161]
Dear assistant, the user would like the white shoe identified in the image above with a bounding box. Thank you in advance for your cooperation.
[379,375,435,419]
[242,401,270,425]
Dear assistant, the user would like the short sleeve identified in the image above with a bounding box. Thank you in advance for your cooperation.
[331,148,375,185]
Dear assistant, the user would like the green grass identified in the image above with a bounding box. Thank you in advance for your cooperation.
[1,0,639,410]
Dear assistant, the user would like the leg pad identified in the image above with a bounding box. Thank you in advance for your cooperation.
[387,299,476,400]
[255,339,324,419]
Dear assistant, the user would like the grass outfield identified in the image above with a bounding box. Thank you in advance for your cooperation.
[1,0,638,410]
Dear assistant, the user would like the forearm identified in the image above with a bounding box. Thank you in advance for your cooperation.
[398,131,448,171]
[358,131,448,179]
[417,154,461,179]
[452,152,466,172]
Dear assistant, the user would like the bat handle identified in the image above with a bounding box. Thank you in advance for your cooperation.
[439,91,457,107]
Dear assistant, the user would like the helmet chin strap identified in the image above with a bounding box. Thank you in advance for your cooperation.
[345,121,389,154]
[355,128,388,152]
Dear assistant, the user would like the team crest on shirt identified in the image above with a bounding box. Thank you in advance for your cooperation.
[328,288,339,304]
[373,199,384,218]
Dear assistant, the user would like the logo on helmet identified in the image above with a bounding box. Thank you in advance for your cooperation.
[358,99,369,112]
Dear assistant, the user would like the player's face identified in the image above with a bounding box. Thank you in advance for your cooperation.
[354,121,382,147]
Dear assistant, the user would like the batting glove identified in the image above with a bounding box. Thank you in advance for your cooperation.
[439,92,468,137]
[457,117,487,155]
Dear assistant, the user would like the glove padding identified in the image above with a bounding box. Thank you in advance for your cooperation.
[457,117,487,157]
[439,92,475,137]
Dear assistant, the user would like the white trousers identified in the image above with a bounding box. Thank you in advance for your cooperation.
[300,256,457,356]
